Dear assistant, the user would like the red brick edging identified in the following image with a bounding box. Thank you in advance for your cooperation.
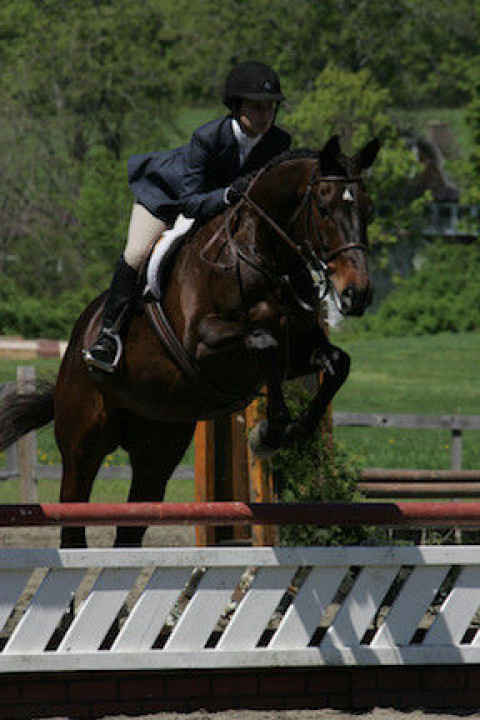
[0,665,479,718]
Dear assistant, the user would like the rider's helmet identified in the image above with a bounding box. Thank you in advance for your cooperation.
[223,61,285,110]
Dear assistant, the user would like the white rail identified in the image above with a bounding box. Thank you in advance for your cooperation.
[1,545,480,672]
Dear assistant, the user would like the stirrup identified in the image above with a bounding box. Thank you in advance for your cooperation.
[82,330,123,374]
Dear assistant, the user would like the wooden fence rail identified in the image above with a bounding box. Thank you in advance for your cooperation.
[333,411,480,498]
[333,411,480,471]
[2,367,480,501]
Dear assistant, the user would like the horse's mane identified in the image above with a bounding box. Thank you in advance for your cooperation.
[245,147,349,183]
[262,148,319,172]
[242,148,319,184]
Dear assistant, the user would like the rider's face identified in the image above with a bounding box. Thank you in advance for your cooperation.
[239,99,276,137]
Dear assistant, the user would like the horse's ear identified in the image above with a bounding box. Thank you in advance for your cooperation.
[354,137,380,171]
[318,135,341,168]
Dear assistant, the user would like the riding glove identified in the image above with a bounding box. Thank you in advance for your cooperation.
[225,176,250,205]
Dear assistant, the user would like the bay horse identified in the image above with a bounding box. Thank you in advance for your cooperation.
[0,135,379,547]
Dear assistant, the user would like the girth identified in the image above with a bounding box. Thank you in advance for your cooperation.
[144,298,256,412]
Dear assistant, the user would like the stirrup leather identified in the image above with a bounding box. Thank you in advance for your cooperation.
[83,329,123,373]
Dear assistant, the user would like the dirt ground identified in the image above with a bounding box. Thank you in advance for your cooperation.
[4,528,480,720]
[46,710,480,720]
[0,524,195,549]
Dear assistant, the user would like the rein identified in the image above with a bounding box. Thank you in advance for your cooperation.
[200,165,367,287]
[240,168,368,295]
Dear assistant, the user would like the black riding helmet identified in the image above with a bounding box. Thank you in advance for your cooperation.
[223,61,285,110]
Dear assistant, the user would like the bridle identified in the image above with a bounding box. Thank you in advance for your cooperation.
[199,161,369,308]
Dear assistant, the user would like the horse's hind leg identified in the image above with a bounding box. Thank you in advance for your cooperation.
[115,417,196,547]
[56,390,120,548]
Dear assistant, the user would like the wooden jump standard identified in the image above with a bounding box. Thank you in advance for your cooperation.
[195,402,278,546]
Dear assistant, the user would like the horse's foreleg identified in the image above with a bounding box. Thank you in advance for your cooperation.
[284,343,350,444]
[246,330,292,458]
[59,452,106,548]
[115,418,196,547]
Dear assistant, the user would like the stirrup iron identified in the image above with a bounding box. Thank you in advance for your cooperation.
[83,330,123,374]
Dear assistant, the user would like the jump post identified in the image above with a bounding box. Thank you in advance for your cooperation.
[2,501,480,717]
[194,400,279,547]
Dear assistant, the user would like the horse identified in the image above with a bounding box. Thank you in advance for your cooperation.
[0,134,379,548]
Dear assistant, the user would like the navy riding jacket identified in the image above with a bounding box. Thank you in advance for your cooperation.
[127,115,291,224]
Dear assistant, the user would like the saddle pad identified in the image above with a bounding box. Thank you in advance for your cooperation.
[146,214,195,299]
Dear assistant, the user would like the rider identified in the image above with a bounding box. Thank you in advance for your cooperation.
[84,60,291,374]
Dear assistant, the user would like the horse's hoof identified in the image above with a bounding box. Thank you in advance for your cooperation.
[249,421,281,459]
[283,419,310,446]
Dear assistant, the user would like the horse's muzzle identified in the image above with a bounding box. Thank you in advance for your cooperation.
[339,283,373,316]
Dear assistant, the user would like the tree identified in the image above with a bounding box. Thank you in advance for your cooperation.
[463,71,480,204]
[75,148,131,288]
[0,0,181,299]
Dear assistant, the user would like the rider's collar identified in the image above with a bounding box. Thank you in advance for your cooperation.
[232,118,262,156]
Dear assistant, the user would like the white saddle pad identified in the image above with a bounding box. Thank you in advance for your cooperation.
[146,214,195,299]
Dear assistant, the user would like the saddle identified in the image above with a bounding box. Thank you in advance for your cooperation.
[144,214,195,300]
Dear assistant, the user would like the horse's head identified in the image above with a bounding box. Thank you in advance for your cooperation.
[297,135,380,316]
[234,137,379,317]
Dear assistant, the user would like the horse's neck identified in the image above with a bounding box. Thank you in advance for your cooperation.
[250,160,311,223]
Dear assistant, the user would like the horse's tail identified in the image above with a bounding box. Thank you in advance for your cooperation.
[0,379,55,451]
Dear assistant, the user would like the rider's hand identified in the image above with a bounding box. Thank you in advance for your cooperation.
[225,176,249,205]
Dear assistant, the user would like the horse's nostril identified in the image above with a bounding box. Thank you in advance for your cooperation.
[340,284,372,315]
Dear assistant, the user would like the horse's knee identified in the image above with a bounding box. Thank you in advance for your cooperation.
[331,347,350,382]
[310,345,350,381]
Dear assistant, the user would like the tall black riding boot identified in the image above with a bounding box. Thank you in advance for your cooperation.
[83,256,139,373]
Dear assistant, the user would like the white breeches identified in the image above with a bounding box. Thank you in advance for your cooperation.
[123,203,167,270]
[123,203,195,270]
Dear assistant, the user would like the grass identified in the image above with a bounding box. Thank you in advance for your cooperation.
[0,330,479,501]
[0,474,194,504]
[331,330,480,470]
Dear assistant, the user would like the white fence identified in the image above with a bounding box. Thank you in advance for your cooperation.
[1,545,480,673]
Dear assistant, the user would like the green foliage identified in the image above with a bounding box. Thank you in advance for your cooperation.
[352,241,480,337]
[75,147,131,285]
[162,0,478,110]
[0,278,91,339]
[264,381,368,546]
[461,69,480,203]
[285,64,393,152]
[0,0,478,338]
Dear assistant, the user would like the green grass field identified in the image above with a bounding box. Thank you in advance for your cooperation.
[0,330,479,502]
[332,330,480,471]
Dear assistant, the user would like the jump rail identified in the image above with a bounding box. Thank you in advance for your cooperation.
[3,503,480,715]
[4,501,480,527]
